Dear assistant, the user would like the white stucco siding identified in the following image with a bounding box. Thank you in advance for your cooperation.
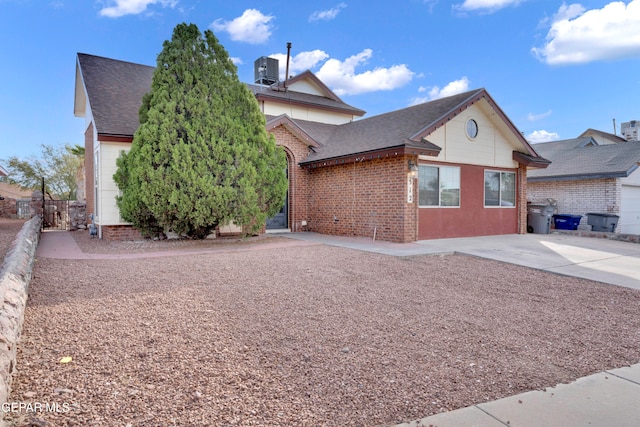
[423,102,519,168]
[262,102,354,125]
[97,142,131,225]
[286,80,324,96]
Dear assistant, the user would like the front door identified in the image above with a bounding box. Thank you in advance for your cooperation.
[266,166,288,230]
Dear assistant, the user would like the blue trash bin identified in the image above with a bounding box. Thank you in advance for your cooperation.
[553,214,582,230]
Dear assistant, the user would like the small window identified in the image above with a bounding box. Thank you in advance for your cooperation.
[466,119,478,139]
[484,170,516,207]
[419,165,460,207]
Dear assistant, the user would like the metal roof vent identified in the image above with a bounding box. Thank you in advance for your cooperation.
[254,56,279,86]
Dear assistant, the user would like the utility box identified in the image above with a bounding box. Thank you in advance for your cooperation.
[587,213,619,232]
[254,56,279,85]
[553,214,582,230]
[527,204,555,234]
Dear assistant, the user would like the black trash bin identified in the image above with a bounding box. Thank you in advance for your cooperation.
[527,204,555,234]
[586,213,619,232]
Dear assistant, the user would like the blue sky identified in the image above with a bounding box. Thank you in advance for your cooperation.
[1,0,640,161]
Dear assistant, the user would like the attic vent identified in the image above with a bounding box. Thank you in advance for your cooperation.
[254,56,279,86]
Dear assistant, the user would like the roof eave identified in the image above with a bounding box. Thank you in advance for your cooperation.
[266,115,322,148]
[528,172,630,182]
[299,144,440,169]
[98,133,134,143]
[255,92,365,117]
[513,151,551,168]
[73,58,87,118]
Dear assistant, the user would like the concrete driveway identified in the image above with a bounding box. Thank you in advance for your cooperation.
[284,232,640,290]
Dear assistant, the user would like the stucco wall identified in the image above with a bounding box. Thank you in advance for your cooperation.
[425,101,521,169]
[418,162,519,239]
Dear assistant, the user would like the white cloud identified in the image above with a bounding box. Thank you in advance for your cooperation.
[230,57,243,65]
[99,0,176,17]
[527,109,552,121]
[527,130,560,143]
[314,49,415,96]
[211,9,274,44]
[269,50,330,79]
[265,48,414,96]
[309,3,347,22]
[455,0,523,13]
[411,77,471,104]
[533,1,640,65]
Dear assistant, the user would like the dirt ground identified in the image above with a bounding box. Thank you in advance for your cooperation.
[5,233,640,426]
[0,218,26,261]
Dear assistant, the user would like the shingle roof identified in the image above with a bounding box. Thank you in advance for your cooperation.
[77,53,365,138]
[76,54,547,168]
[528,138,640,181]
[77,53,154,138]
[248,83,365,116]
[579,128,627,143]
[299,89,501,164]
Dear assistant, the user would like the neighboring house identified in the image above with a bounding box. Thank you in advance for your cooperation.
[579,128,627,145]
[0,176,33,219]
[74,53,549,242]
[528,137,640,234]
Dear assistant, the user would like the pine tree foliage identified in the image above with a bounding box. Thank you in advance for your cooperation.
[115,23,287,239]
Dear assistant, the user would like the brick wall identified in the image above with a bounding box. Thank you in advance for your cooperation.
[528,178,621,230]
[306,156,415,243]
[102,225,142,241]
[517,164,528,234]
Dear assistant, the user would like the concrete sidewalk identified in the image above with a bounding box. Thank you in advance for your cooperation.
[395,364,640,427]
[283,232,640,290]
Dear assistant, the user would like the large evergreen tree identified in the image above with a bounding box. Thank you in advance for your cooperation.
[115,23,287,239]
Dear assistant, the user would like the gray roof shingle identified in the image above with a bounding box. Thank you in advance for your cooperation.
[528,138,640,181]
[77,53,154,138]
[248,84,365,117]
[78,53,364,138]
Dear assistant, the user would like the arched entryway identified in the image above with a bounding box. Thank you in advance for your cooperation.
[266,152,291,231]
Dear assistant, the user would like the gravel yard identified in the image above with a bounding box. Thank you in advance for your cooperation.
[6,234,640,426]
[0,218,26,261]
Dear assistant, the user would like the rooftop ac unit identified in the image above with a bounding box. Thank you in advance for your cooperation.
[254,56,279,86]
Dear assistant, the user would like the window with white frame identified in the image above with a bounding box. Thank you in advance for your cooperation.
[419,165,460,207]
[484,170,516,207]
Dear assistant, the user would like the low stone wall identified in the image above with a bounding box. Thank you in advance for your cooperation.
[68,201,87,231]
[0,216,41,416]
